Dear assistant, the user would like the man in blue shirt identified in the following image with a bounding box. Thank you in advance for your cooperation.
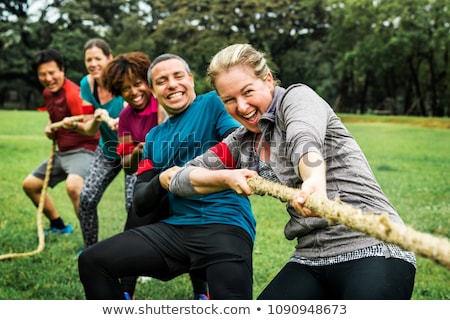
[78,53,256,300]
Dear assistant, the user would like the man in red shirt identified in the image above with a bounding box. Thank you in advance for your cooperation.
[22,49,99,235]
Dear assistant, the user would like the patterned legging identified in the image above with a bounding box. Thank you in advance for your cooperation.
[79,147,136,248]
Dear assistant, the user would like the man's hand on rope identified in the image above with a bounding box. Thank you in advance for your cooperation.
[49,115,85,131]
[160,166,180,190]
[44,123,55,140]
[60,116,83,130]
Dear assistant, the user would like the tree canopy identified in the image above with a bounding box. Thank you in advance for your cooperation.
[1,0,449,116]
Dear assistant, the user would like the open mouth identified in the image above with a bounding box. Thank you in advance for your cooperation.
[243,109,257,119]
[168,92,183,100]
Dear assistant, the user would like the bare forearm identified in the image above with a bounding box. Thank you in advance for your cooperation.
[80,118,101,136]
[298,151,327,195]
[122,151,141,175]
[189,168,230,194]
[170,167,258,197]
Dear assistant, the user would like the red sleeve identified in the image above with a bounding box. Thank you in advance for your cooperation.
[209,142,237,169]
[82,104,95,114]
[117,142,136,156]
[136,159,154,176]
[64,80,84,116]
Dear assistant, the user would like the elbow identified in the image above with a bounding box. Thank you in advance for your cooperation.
[170,167,202,198]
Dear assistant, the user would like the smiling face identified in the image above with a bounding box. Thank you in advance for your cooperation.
[120,77,151,111]
[37,61,65,93]
[84,46,112,80]
[149,58,196,116]
[215,65,274,133]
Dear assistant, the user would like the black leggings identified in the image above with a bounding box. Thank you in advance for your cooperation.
[257,257,416,300]
[78,224,253,299]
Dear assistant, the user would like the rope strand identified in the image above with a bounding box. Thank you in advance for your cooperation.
[49,115,85,130]
[247,176,450,270]
[0,140,55,261]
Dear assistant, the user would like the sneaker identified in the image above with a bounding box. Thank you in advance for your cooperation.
[124,292,135,300]
[138,276,152,284]
[194,293,210,300]
[44,224,73,235]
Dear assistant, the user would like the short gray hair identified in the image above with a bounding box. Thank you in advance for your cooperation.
[147,53,191,87]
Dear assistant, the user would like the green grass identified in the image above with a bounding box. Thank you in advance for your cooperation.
[0,110,449,300]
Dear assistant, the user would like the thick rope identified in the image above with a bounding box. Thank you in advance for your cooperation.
[0,140,56,261]
[0,114,112,261]
[49,115,85,130]
[247,176,450,270]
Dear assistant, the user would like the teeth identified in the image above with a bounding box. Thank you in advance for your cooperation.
[243,110,256,119]
[133,96,142,102]
[168,92,182,99]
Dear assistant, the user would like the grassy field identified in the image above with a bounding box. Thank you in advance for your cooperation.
[0,110,449,300]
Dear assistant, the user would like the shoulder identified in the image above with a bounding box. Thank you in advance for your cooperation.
[63,78,80,91]
[224,126,250,143]
[104,96,125,116]
[282,83,319,101]
[193,91,225,114]
[278,84,328,113]
[63,79,82,103]
[119,104,133,116]
[144,123,161,141]
[80,75,94,91]
[201,90,220,101]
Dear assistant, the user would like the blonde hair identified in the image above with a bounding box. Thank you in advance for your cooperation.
[207,43,278,89]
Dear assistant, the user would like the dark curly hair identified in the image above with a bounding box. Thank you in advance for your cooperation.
[101,52,151,97]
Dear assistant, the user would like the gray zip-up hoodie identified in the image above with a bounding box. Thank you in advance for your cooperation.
[171,84,407,258]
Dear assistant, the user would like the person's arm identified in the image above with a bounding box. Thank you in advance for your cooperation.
[291,151,327,217]
[44,118,55,140]
[168,135,248,197]
[133,169,168,217]
[60,102,95,133]
[117,134,143,174]
[168,166,258,197]
[79,108,112,135]
[59,81,93,133]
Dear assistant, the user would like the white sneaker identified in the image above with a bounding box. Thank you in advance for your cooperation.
[138,276,152,284]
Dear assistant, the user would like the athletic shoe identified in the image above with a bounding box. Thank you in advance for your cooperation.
[44,224,73,235]
[124,292,135,300]
[194,293,210,300]
[138,276,152,284]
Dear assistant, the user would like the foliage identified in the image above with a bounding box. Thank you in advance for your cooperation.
[326,0,450,116]
[0,110,449,299]
[0,0,449,116]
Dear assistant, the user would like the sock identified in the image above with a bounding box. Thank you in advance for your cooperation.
[50,217,66,229]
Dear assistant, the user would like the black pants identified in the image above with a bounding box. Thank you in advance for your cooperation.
[257,257,416,300]
[78,223,253,300]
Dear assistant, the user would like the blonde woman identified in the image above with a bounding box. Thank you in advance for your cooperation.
[168,44,416,300]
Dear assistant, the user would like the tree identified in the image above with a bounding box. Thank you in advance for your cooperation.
[1,0,448,115]
[325,0,450,116]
